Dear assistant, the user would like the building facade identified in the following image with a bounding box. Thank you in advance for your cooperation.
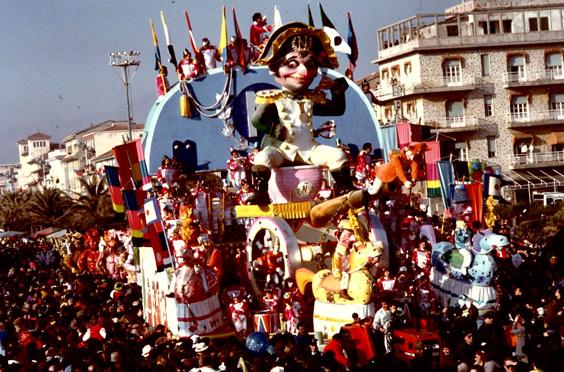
[374,0,564,202]
[0,163,19,193]
[16,132,58,189]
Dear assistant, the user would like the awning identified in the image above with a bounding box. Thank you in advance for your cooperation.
[512,133,533,143]
[32,227,63,239]
[550,131,564,145]
[0,231,24,238]
[46,229,68,239]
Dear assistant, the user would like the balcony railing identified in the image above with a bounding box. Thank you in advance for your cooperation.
[510,150,564,166]
[507,110,564,123]
[504,68,564,84]
[427,115,480,129]
[376,75,476,98]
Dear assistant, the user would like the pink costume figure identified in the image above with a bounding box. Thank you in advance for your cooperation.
[249,12,272,60]
[156,155,177,189]
[354,143,373,188]
[411,240,431,275]
[200,37,222,71]
[226,149,248,190]
[228,295,249,334]
[376,269,397,293]
[156,66,170,97]
[315,178,333,201]
[262,290,279,312]
[283,299,299,334]
[236,180,255,205]
[253,230,284,287]
[177,49,201,80]
[191,180,209,230]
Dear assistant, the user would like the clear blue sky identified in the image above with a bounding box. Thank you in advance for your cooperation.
[0,0,457,164]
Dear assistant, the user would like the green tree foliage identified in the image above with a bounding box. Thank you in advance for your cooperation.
[0,176,122,232]
[0,190,33,231]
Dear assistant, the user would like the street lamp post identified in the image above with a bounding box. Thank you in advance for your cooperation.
[109,51,141,141]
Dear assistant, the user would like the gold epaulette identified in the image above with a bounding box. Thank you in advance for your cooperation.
[255,89,327,105]
[255,90,285,104]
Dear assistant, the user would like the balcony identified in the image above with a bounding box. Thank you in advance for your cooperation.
[507,110,564,128]
[376,75,477,102]
[425,115,482,133]
[510,150,564,169]
[504,68,564,87]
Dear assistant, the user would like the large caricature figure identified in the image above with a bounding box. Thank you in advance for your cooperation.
[250,22,352,204]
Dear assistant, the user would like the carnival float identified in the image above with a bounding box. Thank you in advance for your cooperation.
[105,8,509,344]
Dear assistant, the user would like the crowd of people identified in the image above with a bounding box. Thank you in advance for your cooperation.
[0,206,562,371]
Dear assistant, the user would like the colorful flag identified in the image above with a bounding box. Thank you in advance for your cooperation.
[112,139,151,190]
[123,189,148,247]
[104,166,125,214]
[424,141,441,198]
[147,222,172,271]
[144,196,162,226]
[218,6,228,71]
[319,4,351,54]
[184,10,205,71]
[126,209,147,247]
[122,189,147,211]
[232,7,247,72]
[160,11,178,67]
[438,160,454,208]
[150,18,163,71]
[272,5,283,31]
[483,173,509,203]
[307,4,315,27]
[465,183,483,223]
[347,12,358,75]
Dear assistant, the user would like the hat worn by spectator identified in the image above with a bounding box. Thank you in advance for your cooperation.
[193,342,208,353]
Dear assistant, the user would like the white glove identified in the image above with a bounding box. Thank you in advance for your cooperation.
[404,181,413,189]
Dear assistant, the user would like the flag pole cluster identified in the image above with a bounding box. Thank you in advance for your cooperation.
[110,139,173,272]
[148,5,360,79]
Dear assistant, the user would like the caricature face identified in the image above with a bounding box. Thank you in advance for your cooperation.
[338,229,356,249]
[275,51,318,92]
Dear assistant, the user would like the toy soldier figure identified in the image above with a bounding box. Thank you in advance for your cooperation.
[250,22,353,204]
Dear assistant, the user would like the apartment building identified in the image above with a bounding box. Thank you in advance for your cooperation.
[374,0,564,202]
[16,132,61,189]
[61,120,144,194]
[0,163,19,193]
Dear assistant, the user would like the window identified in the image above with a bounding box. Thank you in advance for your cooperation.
[479,20,500,34]
[540,17,549,31]
[446,100,464,127]
[481,54,490,76]
[510,96,529,121]
[404,62,412,75]
[508,55,526,82]
[455,142,469,160]
[446,25,459,36]
[545,53,563,79]
[443,59,461,85]
[549,93,564,119]
[487,136,496,158]
[484,95,493,117]
[502,19,513,33]
[529,18,538,31]
[529,17,549,31]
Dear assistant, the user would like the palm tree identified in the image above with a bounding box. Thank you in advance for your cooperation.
[27,187,75,229]
[63,175,119,230]
[0,190,33,231]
